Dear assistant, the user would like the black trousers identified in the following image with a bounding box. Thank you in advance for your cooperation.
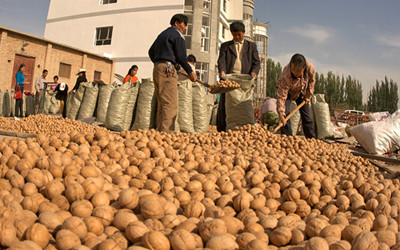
[15,98,23,118]
[216,93,226,132]
[282,94,316,139]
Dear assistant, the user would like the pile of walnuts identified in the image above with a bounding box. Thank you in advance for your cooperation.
[0,114,108,136]
[0,124,399,249]
[208,80,240,94]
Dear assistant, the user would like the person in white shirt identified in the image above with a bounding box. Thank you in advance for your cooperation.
[35,69,48,114]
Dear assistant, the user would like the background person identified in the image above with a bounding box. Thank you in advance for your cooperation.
[216,21,260,132]
[34,69,48,114]
[15,63,25,118]
[276,53,316,138]
[148,13,197,132]
[178,54,196,81]
[55,82,69,118]
[73,69,87,92]
[124,65,139,84]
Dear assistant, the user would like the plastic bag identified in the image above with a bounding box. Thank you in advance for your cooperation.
[2,91,11,117]
[192,82,208,133]
[122,81,140,131]
[210,104,218,126]
[312,94,333,139]
[225,74,255,130]
[96,82,117,123]
[105,83,133,131]
[290,101,301,136]
[78,82,99,119]
[131,78,157,131]
[261,98,277,115]
[67,82,88,120]
[177,79,194,133]
[368,111,390,122]
[0,91,4,116]
[352,117,400,155]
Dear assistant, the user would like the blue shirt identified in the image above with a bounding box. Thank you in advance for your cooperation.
[148,26,193,75]
[16,71,24,88]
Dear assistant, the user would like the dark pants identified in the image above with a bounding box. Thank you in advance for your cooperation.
[62,97,67,118]
[15,98,23,117]
[282,94,316,139]
[216,93,226,132]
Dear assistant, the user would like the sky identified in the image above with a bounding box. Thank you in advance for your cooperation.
[254,0,400,102]
[1,0,399,102]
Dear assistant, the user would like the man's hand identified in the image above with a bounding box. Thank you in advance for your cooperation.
[278,114,287,127]
[220,71,226,79]
[251,72,258,80]
[304,97,311,104]
[189,71,197,83]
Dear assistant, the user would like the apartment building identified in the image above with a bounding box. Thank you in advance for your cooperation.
[254,22,268,103]
[45,0,265,100]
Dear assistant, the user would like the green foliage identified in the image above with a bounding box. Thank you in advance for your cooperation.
[266,58,282,98]
[367,77,399,113]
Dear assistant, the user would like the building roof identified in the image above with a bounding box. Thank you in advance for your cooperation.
[0,25,113,62]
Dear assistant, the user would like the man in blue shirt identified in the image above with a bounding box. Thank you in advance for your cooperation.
[149,14,197,132]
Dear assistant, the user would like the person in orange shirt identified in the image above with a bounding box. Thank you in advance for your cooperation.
[124,65,139,84]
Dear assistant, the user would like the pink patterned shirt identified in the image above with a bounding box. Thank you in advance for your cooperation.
[276,61,315,117]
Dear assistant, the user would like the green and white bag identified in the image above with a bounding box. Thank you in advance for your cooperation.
[225,74,255,130]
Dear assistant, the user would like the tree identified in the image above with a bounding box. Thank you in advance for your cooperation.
[266,58,282,98]
[367,77,398,113]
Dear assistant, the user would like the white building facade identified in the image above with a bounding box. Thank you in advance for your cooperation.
[45,0,185,81]
[45,0,261,93]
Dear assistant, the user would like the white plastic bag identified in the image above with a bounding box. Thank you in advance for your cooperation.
[352,117,400,155]
[368,111,390,121]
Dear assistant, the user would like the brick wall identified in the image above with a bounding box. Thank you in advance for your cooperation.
[0,26,114,93]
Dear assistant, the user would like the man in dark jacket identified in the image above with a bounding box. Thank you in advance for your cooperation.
[149,14,197,132]
[217,21,260,132]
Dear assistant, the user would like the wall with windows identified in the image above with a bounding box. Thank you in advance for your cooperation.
[45,0,184,79]
[0,25,114,93]
[253,22,268,102]
[183,0,219,89]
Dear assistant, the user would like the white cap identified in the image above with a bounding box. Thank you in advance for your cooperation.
[60,82,66,91]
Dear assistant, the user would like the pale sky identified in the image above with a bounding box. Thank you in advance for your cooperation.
[1,0,399,102]
[254,0,400,102]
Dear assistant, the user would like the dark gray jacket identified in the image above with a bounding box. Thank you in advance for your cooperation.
[217,39,261,75]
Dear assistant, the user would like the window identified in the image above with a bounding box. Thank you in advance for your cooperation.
[101,0,117,4]
[203,0,212,13]
[222,0,227,12]
[256,40,264,54]
[243,13,253,37]
[95,26,113,46]
[222,25,226,39]
[201,15,210,52]
[184,14,193,49]
[94,71,102,81]
[184,0,193,11]
[195,62,209,82]
[59,63,71,78]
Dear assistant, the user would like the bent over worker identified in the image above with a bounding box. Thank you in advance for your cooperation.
[276,53,316,139]
[216,21,260,132]
[149,14,197,132]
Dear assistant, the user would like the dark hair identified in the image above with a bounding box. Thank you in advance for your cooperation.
[127,65,139,76]
[187,54,196,63]
[170,14,188,26]
[230,21,245,33]
[18,63,25,72]
[290,54,307,68]
[53,75,59,81]
[42,69,48,74]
